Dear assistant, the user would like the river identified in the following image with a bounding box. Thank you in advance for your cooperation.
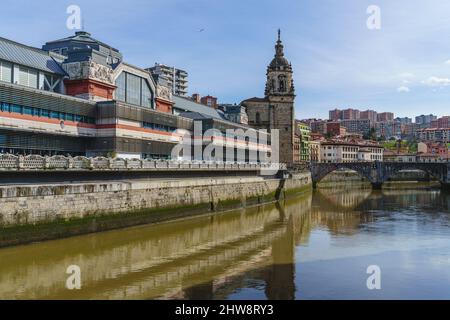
[0,184,449,300]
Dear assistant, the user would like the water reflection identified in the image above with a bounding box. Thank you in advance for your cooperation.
[0,185,449,300]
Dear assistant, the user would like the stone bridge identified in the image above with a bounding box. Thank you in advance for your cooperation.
[310,162,450,189]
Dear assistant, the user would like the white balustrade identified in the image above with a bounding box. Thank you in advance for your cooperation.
[0,153,286,173]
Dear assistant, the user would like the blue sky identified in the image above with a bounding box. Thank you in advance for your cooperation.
[2,0,450,119]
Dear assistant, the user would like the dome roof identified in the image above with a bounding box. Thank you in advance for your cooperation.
[269,56,290,69]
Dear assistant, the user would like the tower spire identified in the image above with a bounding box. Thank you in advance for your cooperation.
[275,29,284,58]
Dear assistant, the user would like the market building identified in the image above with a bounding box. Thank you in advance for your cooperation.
[0,32,272,161]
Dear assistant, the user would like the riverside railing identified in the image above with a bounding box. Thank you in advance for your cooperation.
[0,154,287,171]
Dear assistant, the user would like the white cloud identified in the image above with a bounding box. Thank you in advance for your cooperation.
[397,86,410,92]
[422,76,450,87]
[445,60,450,65]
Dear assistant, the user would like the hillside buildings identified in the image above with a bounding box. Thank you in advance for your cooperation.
[416,114,437,126]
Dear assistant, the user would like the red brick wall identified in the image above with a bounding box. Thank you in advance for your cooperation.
[64,79,115,100]
[155,98,173,113]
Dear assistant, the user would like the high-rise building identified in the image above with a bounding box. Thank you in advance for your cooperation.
[431,116,450,129]
[147,63,188,96]
[360,110,378,123]
[329,109,342,121]
[342,108,360,120]
[377,112,394,122]
[415,114,437,126]
[376,121,403,139]
[340,119,372,136]
[395,117,412,125]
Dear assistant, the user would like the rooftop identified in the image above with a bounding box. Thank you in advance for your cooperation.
[0,37,66,75]
[44,31,120,53]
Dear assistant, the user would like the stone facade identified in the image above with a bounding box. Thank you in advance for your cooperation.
[63,61,116,101]
[0,174,311,246]
[242,30,296,165]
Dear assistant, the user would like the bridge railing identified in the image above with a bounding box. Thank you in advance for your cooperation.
[0,154,287,172]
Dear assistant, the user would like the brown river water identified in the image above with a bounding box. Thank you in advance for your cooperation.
[0,184,449,300]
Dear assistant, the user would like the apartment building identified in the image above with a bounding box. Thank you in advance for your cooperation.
[147,63,188,96]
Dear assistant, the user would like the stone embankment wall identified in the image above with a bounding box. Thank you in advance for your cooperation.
[0,173,311,247]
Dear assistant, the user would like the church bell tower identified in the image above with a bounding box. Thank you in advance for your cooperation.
[266,30,296,165]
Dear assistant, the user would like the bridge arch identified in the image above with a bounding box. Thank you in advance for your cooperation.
[310,162,449,189]
[382,162,447,185]
[311,162,378,186]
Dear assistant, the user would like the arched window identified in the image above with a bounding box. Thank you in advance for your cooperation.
[115,71,154,108]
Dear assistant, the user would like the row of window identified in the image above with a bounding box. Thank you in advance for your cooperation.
[0,60,62,93]
[143,122,176,132]
[0,102,95,124]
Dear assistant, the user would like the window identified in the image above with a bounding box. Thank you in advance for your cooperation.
[126,73,141,106]
[11,105,22,113]
[115,72,154,108]
[18,67,38,88]
[41,109,50,118]
[0,61,12,83]
[141,79,152,108]
[256,112,261,124]
[115,72,126,102]
[0,102,10,112]
[66,113,75,122]
[23,106,33,115]
[50,111,60,119]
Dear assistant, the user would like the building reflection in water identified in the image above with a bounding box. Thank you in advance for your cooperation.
[0,186,447,300]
